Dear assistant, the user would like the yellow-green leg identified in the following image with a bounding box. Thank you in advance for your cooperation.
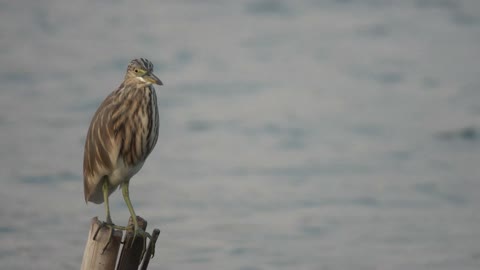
[94,178,128,253]
[103,178,113,224]
[122,181,140,238]
[121,181,151,255]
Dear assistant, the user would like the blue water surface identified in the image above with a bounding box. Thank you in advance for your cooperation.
[1,1,480,269]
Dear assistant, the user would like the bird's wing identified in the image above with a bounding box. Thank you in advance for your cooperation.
[83,92,122,203]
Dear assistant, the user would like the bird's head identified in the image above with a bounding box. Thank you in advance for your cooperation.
[125,58,163,86]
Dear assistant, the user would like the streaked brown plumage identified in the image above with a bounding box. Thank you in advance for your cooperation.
[83,58,162,237]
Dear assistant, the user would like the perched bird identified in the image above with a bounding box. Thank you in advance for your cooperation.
[83,58,162,242]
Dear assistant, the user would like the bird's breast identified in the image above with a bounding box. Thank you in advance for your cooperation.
[113,86,158,172]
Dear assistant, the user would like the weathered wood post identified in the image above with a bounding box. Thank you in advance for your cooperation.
[117,216,148,269]
[81,216,160,270]
[140,229,160,270]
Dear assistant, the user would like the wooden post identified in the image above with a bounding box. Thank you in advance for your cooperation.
[81,216,160,270]
[81,217,122,270]
[140,229,160,270]
[117,216,148,269]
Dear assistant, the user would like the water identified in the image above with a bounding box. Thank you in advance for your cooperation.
[1,0,480,269]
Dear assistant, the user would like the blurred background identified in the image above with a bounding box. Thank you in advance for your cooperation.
[1,0,480,269]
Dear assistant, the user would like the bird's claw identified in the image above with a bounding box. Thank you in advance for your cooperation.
[93,221,128,254]
[93,219,155,260]
[129,226,152,261]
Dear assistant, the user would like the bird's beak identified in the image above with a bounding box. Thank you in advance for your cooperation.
[145,72,163,85]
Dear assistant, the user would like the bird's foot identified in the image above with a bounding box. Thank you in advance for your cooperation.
[127,224,153,260]
[93,221,129,254]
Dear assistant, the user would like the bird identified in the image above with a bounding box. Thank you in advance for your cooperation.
[83,58,162,244]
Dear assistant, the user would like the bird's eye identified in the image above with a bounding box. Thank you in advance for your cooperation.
[134,69,139,73]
